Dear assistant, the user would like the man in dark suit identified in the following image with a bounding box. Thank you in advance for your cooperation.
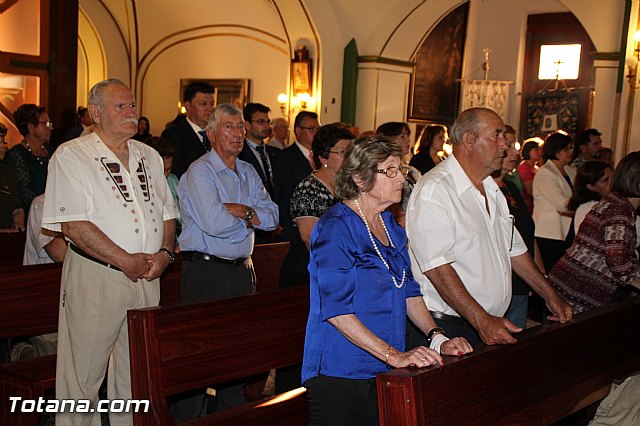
[62,107,93,142]
[239,103,279,199]
[273,111,319,241]
[161,82,215,178]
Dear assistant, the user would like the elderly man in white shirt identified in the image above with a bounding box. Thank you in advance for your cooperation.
[43,78,178,426]
[406,107,573,347]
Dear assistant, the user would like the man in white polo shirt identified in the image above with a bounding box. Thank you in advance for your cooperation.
[406,107,572,347]
[42,78,178,426]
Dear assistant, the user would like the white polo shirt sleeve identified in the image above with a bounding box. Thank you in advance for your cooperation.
[42,144,93,232]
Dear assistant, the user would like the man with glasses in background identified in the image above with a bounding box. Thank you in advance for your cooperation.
[406,107,573,348]
[240,103,279,199]
[273,110,319,241]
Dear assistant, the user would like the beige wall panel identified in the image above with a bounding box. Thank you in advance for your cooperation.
[140,36,289,129]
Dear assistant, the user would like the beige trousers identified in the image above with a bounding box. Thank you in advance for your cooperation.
[55,248,160,426]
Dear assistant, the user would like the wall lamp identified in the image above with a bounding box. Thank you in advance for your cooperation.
[626,30,640,89]
[277,92,314,117]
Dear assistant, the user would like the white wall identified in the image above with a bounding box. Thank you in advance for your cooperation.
[141,36,290,129]
[79,0,636,154]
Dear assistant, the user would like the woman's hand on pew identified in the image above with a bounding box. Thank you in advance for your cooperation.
[440,337,473,356]
[388,346,443,368]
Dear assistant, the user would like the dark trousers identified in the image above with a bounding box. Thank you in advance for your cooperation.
[533,237,572,322]
[305,374,378,426]
[181,256,255,302]
[169,256,256,422]
[536,237,571,274]
[407,313,481,349]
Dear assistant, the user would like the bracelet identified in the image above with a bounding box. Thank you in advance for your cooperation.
[158,247,175,264]
[385,344,392,369]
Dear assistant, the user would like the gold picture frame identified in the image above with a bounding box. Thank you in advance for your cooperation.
[179,78,251,108]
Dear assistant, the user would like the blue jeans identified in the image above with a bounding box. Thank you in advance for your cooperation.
[505,294,529,329]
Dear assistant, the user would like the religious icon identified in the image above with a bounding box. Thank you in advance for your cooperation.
[292,45,312,93]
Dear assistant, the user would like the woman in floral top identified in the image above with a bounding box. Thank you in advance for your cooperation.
[279,123,354,287]
[549,152,640,314]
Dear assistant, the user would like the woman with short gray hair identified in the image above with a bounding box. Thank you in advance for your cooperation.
[302,136,472,425]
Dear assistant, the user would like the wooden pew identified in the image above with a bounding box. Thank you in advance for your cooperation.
[376,296,640,425]
[0,263,61,426]
[0,242,291,425]
[0,231,27,268]
[252,242,290,292]
[128,286,309,425]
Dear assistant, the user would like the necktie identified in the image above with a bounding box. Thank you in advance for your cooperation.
[255,144,274,194]
[198,130,210,151]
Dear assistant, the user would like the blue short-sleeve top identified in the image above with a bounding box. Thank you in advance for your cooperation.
[301,202,422,383]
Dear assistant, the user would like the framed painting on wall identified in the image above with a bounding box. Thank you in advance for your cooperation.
[408,2,469,125]
[179,79,251,109]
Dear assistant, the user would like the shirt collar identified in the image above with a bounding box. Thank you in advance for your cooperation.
[245,138,263,150]
[186,117,206,135]
[294,140,311,159]
[448,153,499,198]
[204,147,234,174]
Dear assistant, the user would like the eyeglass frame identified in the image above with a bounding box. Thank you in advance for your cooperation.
[375,165,410,178]
[298,125,320,132]
[38,121,53,129]
[328,149,347,156]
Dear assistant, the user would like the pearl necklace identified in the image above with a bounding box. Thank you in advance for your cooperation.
[353,198,405,288]
[24,140,48,167]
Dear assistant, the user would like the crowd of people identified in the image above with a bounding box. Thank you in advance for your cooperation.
[0,78,638,425]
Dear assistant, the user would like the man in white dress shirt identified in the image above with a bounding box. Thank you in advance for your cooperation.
[406,107,572,347]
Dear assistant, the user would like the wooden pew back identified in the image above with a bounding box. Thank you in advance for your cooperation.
[376,297,640,425]
[128,286,309,425]
[0,231,27,268]
[0,263,62,338]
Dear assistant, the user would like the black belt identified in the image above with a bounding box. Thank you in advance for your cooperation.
[70,243,122,271]
[181,251,248,265]
[429,310,471,328]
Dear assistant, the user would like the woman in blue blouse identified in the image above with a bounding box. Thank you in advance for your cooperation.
[302,136,472,425]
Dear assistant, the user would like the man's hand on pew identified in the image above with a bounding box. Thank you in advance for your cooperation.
[476,314,521,345]
[544,293,574,323]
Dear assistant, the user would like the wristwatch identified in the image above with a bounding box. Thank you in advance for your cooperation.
[245,207,255,221]
[426,327,445,343]
[158,247,175,264]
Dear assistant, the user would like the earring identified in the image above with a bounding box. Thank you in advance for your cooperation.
[323,164,328,168]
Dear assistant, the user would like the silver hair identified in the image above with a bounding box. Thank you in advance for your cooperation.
[335,136,403,200]
[450,107,496,145]
[208,103,244,129]
[88,78,128,111]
